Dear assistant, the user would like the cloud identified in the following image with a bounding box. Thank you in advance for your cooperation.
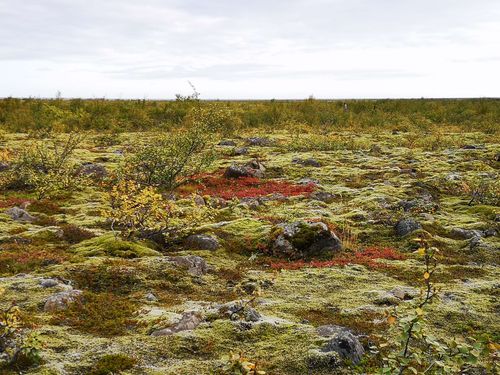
[0,0,499,98]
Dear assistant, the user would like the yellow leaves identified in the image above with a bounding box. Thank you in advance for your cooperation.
[423,272,430,280]
[415,307,424,316]
[414,247,426,256]
[387,315,397,325]
[487,342,500,352]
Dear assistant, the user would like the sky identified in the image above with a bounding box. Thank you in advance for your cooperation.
[0,0,499,99]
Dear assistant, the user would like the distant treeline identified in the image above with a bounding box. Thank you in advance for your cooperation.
[0,97,498,133]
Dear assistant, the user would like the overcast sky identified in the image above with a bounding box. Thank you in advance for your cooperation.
[1,0,499,99]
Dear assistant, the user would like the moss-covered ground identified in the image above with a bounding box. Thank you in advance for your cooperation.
[0,130,498,374]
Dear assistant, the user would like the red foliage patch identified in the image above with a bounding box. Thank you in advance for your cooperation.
[270,247,405,270]
[0,197,33,209]
[180,173,316,200]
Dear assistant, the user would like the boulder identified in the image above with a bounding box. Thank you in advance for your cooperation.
[151,311,202,336]
[184,234,219,251]
[5,207,36,222]
[44,290,83,312]
[166,255,211,276]
[450,228,484,240]
[315,325,365,365]
[271,221,342,259]
[394,219,421,237]
[224,160,265,179]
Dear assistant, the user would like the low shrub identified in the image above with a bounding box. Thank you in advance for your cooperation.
[51,292,136,337]
[270,247,405,270]
[181,173,316,200]
[60,224,95,244]
[0,244,67,276]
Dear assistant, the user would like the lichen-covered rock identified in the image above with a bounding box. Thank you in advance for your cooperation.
[394,218,422,237]
[5,207,35,222]
[271,221,342,259]
[316,325,365,364]
[166,255,211,276]
[151,311,202,336]
[184,234,219,250]
[39,278,59,288]
[44,290,83,312]
[450,228,484,239]
[0,162,9,172]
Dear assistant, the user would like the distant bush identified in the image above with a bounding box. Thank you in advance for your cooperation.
[1,132,85,199]
[60,224,96,244]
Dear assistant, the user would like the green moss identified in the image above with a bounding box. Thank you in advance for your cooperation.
[89,354,136,375]
[215,218,271,252]
[70,233,160,258]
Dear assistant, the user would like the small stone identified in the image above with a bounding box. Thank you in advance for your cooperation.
[40,278,59,288]
[44,290,83,312]
[310,191,336,204]
[166,255,211,276]
[394,218,421,237]
[151,311,202,336]
[145,293,158,302]
[5,207,36,222]
[78,162,108,178]
[218,140,237,146]
[232,147,248,156]
[193,195,205,206]
[184,234,219,251]
[246,137,272,146]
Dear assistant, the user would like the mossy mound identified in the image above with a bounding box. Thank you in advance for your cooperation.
[70,233,160,258]
[214,218,271,252]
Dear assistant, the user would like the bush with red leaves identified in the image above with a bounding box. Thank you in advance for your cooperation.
[180,173,316,200]
[270,247,405,270]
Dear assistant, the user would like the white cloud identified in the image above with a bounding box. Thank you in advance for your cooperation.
[0,0,499,98]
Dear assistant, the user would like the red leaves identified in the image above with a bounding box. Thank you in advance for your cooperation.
[270,247,405,270]
[181,173,316,200]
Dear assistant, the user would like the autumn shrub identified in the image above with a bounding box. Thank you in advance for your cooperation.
[59,224,95,244]
[0,244,67,276]
[105,179,214,242]
[51,292,135,336]
[181,173,316,200]
[270,247,405,270]
[70,260,140,295]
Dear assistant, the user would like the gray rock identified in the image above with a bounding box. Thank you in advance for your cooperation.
[218,140,237,146]
[5,207,36,222]
[0,162,9,172]
[292,157,321,167]
[44,290,83,312]
[298,178,319,185]
[184,234,219,251]
[232,147,248,156]
[151,311,202,336]
[271,221,342,259]
[193,195,205,206]
[316,325,365,365]
[145,292,158,302]
[224,160,265,179]
[246,137,272,146]
[39,278,59,288]
[78,162,108,178]
[450,228,484,240]
[166,255,211,276]
[394,218,422,237]
[310,191,336,204]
